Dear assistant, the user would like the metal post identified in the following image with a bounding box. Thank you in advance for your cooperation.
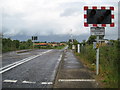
[96,35,99,75]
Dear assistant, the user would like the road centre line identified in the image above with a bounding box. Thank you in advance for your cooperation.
[3,80,17,83]
[0,55,36,71]
[58,79,96,82]
[0,50,52,74]
[0,57,36,74]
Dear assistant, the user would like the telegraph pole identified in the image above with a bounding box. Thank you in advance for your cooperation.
[70,29,73,44]
[70,29,75,50]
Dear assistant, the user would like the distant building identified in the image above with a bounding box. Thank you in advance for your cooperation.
[99,39,111,46]
[34,42,66,47]
[99,39,109,43]
[35,43,48,46]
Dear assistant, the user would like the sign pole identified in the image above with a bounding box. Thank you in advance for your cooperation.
[84,6,115,75]
[96,35,99,75]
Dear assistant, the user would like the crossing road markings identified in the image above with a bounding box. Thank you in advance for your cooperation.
[41,82,53,85]
[58,79,96,82]
[3,80,17,83]
[22,81,36,84]
[3,80,53,85]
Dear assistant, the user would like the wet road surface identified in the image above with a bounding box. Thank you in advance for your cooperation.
[2,49,63,88]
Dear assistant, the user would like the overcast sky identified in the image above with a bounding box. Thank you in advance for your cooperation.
[0,0,119,42]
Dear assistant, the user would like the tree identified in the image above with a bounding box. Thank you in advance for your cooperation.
[87,35,96,45]
[73,39,79,45]
[26,39,32,48]
[13,40,20,49]
[81,40,86,45]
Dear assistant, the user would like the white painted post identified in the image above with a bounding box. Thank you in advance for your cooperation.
[96,35,99,75]
[77,44,80,53]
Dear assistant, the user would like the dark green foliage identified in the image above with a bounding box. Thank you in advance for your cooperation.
[87,35,96,45]
[80,40,118,88]
[99,43,118,88]
[80,44,96,64]
[67,39,79,49]
[2,38,33,53]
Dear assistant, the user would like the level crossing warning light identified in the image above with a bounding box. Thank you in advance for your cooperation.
[32,36,38,40]
[84,6,115,27]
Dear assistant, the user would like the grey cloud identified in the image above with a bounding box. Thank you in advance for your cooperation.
[60,2,85,17]
[60,8,80,17]
[1,0,119,41]
[5,34,90,42]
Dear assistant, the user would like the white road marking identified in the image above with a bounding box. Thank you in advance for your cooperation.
[58,79,96,82]
[41,82,53,85]
[3,79,53,85]
[0,55,36,71]
[17,53,30,55]
[0,50,52,74]
[50,54,63,81]
[22,81,36,84]
[58,54,62,61]
[3,80,17,83]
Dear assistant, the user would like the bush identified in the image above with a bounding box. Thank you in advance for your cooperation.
[80,42,118,88]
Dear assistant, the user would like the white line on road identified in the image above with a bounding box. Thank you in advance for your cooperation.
[22,81,36,84]
[58,79,96,82]
[3,79,53,85]
[0,50,52,74]
[41,82,53,85]
[58,54,62,61]
[0,55,36,71]
[50,54,63,81]
[17,53,30,55]
[3,80,17,83]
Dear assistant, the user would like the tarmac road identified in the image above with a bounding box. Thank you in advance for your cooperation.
[2,49,63,88]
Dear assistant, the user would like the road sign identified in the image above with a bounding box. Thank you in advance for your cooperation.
[90,27,105,36]
[84,6,114,27]
[83,6,115,75]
